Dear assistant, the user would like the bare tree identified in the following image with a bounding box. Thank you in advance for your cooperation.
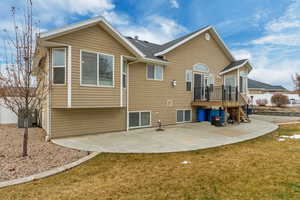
[0,0,48,157]
[294,73,300,96]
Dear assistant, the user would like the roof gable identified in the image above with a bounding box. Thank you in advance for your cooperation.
[153,26,236,62]
[219,59,253,75]
[39,16,145,58]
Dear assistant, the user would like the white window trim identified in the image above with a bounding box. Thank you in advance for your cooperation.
[176,109,192,123]
[240,75,248,93]
[146,64,164,81]
[128,111,152,129]
[80,49,115,88]
[223,74,237,87]
[122,59,127,89]
[185,70,193,92]
[52,48,66,85]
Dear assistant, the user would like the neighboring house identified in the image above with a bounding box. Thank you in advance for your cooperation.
[0,100,17,124]
[247,79,300,106]
[34,16,253,139]
[248,79,288,94]
[0,87,37,125]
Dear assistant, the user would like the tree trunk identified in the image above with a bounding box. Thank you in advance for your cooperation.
[22,118,28,157]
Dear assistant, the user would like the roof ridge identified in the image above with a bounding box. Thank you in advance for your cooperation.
[162,25,211,46]
[125,36,162,46]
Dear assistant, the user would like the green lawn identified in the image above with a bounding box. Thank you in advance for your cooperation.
[1,124,300,200]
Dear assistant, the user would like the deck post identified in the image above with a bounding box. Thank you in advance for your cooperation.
[224,107,228,125]
[237,106,241,124]
[222,85,225,102]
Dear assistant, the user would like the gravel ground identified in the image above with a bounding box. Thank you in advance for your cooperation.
[0,124,88,182]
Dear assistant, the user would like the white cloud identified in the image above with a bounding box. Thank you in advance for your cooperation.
[251,0,300,46]
[232,49,252,60]
[120,15,187,44]
[251,33,300,46]
[249,60,299,90]
[230,0,300,90]
[170,0,179,8]
[33,0,187,44]
[35,0,115,15]
[32,0,127,26]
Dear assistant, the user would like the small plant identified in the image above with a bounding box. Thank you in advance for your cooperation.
[271,93,290,107]
[256,99,268,106]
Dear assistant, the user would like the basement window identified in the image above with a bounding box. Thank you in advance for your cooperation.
[129,111,151,128]
[176,110,192,123]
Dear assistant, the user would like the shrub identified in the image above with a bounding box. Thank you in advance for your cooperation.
[271,94,290,107]
[256,99,268,106]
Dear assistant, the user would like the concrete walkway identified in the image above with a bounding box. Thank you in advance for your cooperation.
[52,118,278,153]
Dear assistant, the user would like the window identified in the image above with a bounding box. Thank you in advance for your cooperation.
[81,50,114,87]
[81,51,97,85]
[129,111,151,128]
[224,75,236,87]
[147,64,163,80]
[186,70,192,91]
[99,54,113,86]
[208,74,214,86]
[122,59,127,88]
[176,110,192,123]
[52,48,66,84]
[240,76,248,93]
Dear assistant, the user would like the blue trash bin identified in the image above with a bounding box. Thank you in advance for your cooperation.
[219,110,225,123]
[209,110,219,121]
[197,109,205,122]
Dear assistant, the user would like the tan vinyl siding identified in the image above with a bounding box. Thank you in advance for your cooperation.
[49,25,133,108]
[129,32,230,126]
[51,108,126,138]
[165,30,232,87]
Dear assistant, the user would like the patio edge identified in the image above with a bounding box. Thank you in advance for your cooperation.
[0,152,100,189]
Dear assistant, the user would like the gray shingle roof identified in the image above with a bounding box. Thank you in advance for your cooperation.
[125,37,165,60]
[220,59,248,73]
[248,79,288,91]
[124,26,211,61]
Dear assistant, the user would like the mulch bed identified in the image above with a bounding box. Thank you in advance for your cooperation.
[0,124,88,182]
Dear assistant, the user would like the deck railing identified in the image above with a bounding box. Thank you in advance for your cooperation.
[194,85,239,102]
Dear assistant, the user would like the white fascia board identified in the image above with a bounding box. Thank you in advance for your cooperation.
[154,26,212,56]
[141,57,170,65]
[40,16,105,39]
[40,16,145,58]
[210,27,236,61]
[219,60,249,75]
[100,18,145,57]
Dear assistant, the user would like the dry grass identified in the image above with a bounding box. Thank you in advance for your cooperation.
[1,124,300,200]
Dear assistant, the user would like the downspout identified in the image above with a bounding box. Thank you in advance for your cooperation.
[46,48,52,141]
[67,46,72,108]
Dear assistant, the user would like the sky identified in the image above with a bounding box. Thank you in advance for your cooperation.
[0,0,299,90]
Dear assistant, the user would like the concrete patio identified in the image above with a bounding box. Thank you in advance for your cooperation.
[52,118,278,153]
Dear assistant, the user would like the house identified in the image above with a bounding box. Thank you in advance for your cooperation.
[0,87,37,125]
[247,79,300,106]
[248,79,288,94]
[34,16,253,139]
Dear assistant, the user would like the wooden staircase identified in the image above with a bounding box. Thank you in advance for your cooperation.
[239,107,250,123]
